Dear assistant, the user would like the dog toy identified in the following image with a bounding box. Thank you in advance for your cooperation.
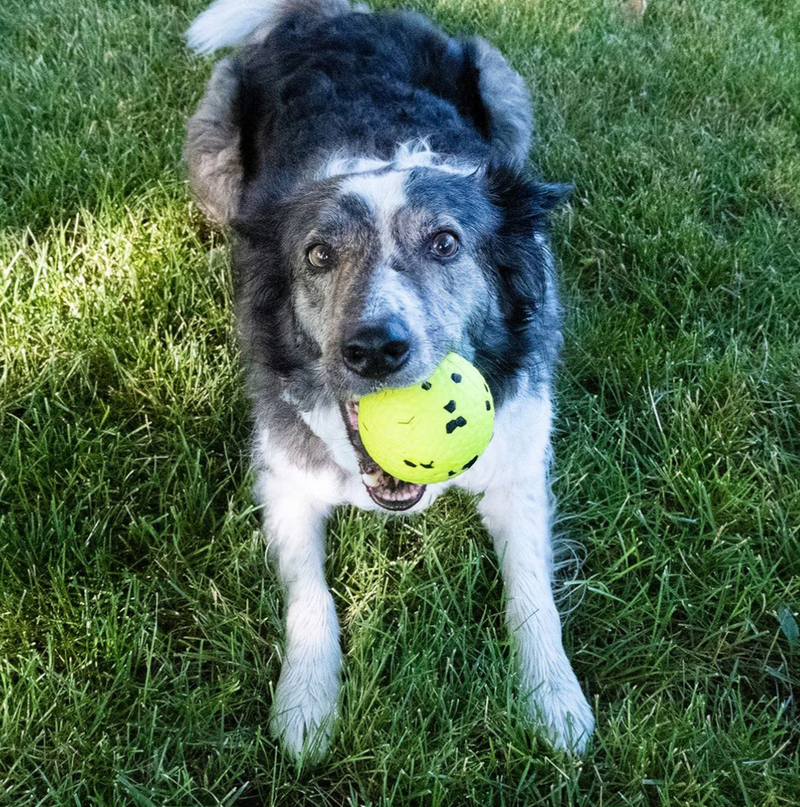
[358,353,494,484]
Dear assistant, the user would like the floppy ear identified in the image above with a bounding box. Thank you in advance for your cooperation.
[462,37,535,169]
[184,57,243,226]
[486,165,572,236]
[405,20,534,168]
[532,181,574,212]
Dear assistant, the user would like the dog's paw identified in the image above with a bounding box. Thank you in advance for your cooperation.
[270,659,340,762]
[524,669,594,755]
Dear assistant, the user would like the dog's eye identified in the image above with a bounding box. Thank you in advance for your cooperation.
[430,231,459,259]
[306,243,333,270]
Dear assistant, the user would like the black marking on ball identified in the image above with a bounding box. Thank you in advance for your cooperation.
[451,373,462,383]
[484,382,489,392]
[462,455,479,470]
[420,461,434,469]
[403,460,417,468]
[485,400,492,410]
[421,381,432,391]
[448,470,456,477]
[445,416,467,434]
[443,400,456,413]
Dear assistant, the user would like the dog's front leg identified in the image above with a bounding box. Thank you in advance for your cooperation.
[478,461,594,754]
[258,466,342,762]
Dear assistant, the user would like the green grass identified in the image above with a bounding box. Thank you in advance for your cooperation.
[1,0,799,803]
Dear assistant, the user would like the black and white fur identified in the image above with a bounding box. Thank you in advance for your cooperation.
[185,0,593,760]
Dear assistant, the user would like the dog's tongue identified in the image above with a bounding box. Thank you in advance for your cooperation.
[342,401,426,511]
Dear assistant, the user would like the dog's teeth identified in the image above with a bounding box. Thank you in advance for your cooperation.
[361,471,381,488]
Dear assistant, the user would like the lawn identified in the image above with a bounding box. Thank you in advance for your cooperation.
[1,0,798,804]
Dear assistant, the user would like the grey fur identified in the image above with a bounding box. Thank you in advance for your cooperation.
[469,37,533,168]
[185,0,358,222]
[184,57,243,226]
[248,0,353,43]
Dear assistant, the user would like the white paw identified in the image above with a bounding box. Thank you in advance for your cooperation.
[524,668,594,754]
[270,658,341,762]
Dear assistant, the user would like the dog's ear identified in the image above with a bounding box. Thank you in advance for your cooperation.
[486,165,572,234]
[184,57,243,226]
[531,181,574,213]
[461,37,535,169]
[407,21,534,168]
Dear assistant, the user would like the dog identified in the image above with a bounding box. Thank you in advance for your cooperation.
[184,0,594,761]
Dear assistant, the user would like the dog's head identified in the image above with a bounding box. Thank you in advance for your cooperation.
[233,151,569,405]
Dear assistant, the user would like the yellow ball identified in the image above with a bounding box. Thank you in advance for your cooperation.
[358,353,494,484]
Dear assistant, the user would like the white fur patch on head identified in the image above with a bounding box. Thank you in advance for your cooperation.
[318,140,481,181]
[339,169,407,233]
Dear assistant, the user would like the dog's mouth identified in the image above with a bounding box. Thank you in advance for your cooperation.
[341,401,426,511]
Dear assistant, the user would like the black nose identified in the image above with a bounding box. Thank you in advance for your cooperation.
[341,317,411,378]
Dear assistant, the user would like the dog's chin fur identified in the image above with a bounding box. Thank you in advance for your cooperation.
[185,0,594,762]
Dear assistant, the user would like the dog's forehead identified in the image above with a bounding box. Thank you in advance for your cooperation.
[404,169,496,230]
[337,170,407,234]
[334,166,493,233]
